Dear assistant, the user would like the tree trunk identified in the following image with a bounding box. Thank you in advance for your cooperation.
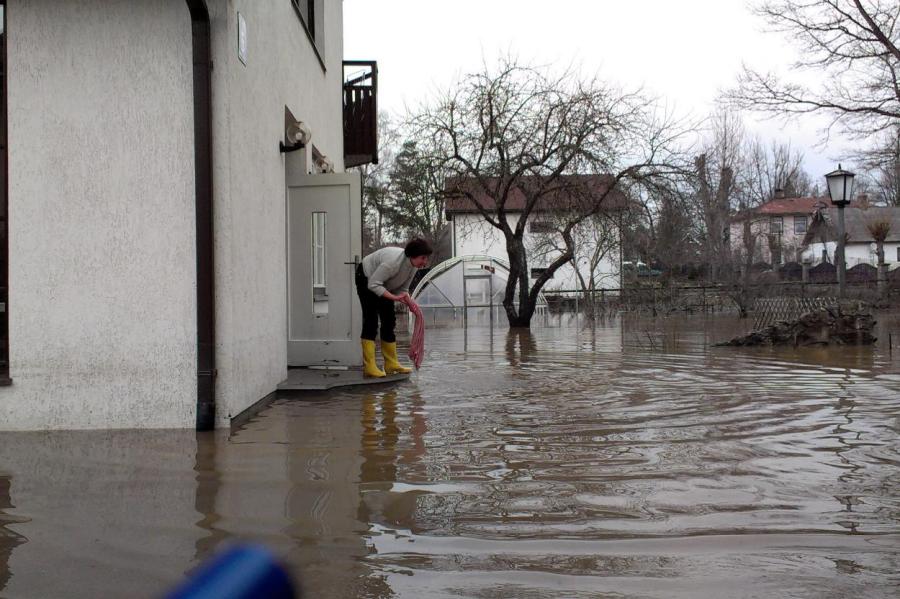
[503,236,538,328]
[876,240,886,298]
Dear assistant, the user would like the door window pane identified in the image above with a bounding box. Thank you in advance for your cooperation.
[312,212,326,288]
[311,212,327,314]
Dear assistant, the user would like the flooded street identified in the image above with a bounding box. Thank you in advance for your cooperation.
[1,313,899,598]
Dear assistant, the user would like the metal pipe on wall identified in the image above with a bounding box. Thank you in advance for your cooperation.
[185,0,216,431]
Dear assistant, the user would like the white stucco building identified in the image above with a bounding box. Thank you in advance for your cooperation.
[801,205,900,268]
[728,195,826,266]
[444,177,625,295]
[0,1,376,430]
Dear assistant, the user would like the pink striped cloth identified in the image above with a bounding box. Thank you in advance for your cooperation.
[406,298,426,369]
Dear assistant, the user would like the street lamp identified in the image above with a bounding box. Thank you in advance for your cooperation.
[824,164,856,297]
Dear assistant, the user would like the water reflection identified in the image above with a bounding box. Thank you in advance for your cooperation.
[504,328,537,367]
[0,473,26,594]
[192,431,228,563]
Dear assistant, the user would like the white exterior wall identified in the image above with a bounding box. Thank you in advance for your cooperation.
[3,1,197,430]
[208,0,344,427]
[1,0,347,430]
[802,241,900,267]
[729,215,810,265]
[451,213,621,293]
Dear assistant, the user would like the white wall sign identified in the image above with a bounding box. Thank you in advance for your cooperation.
[237,12,248,65]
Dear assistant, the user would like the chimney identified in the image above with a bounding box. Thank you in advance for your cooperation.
[774,188,785,200]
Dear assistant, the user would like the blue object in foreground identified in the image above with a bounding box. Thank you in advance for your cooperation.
[165,544,296,599]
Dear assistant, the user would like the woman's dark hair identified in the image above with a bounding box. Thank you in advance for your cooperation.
[404,237,433,258]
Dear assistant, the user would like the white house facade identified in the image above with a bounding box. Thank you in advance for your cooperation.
[728,195,825,266]
[445,178,624,294]
[1,1,375,430]
[801,206,900,268]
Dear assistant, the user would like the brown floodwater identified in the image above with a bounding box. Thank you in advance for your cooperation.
[1,313,899,598]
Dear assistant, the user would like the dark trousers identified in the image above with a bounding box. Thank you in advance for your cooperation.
[356,264,396,342]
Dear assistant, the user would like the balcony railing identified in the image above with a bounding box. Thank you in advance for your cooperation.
[343,60,378,168]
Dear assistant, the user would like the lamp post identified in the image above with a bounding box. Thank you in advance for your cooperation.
[824,164,856,297]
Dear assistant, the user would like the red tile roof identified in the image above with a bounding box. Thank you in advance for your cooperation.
[755,196,829,215]
[444,175,628,215]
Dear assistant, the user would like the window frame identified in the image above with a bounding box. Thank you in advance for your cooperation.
[793,215,807,235]
[529,221,555,234]
[769,216,783,235]
[290,0,326,71]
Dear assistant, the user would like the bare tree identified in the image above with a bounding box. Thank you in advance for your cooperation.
[641,184,698,274]
[726,0,900,141]
[728,204,772,317]
[742,137,812,205]
[866,217,892,296]
[383,139,451,260]
[694,153,735,279]
[413,58,686,328]
[689,111,742,281]
[854,125,900,205]
[528,210,622,320]
[678,108,817,316]
[738,137,813,268]
[569,214,622,320]
[351,112,401,252]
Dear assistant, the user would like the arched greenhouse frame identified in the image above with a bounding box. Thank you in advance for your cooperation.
[409,255,547,328]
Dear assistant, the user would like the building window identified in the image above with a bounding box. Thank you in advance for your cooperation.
[531,267,553,279]
[793,216,807,234]
[897,247,900,262]
[291,0,324,63]
[292,0,314,38]
[0,2,8,382]
[529,221,555,234]
[769,216,783,234]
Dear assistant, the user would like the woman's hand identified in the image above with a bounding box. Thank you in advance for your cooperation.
[392,292,418,310]
[399,293,419,310]
[382,290,411,304]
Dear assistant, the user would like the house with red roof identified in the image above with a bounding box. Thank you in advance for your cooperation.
[729,192,828,266]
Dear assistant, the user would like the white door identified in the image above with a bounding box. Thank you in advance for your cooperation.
[287,173,362,366]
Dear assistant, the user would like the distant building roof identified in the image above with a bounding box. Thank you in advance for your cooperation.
[755,196,829,215]
[803,206,900,245]
[444,175,628,216]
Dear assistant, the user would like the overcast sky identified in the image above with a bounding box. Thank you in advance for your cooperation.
[344,0,845,184]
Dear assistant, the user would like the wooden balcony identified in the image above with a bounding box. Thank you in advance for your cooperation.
[343,60,378,168]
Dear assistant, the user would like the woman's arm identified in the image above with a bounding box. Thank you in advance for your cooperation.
[382,290,410,303]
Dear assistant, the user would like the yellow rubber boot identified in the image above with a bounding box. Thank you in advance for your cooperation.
[382,341,412,374]
[361,339,386,378]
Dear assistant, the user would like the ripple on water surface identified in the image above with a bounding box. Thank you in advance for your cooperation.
[0,315,897,598]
